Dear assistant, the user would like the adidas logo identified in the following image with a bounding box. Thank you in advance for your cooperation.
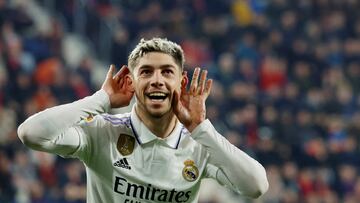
[114,158,131,170]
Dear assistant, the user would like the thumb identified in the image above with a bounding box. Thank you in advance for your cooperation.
[106,64,115,80]
[102,65,115,93]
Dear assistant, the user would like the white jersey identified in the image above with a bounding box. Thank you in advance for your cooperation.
[17,90,268,203]
[72,108,213,203]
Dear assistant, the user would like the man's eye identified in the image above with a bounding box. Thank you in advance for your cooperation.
[141,70,151,75]
[163,69,173,75]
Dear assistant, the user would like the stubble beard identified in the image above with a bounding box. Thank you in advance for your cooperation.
[147,104,172,119]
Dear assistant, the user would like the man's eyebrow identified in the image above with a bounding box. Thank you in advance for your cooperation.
[138,65,153,70]
[159,64,176,69]
[138,64,176,69]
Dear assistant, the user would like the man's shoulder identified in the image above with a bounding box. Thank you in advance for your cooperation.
[79,112,134,146]
[178,127,206,150]
[78,112,132,131]
[96,112,131,127]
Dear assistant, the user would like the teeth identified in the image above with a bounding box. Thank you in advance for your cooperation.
[149,92,166,97]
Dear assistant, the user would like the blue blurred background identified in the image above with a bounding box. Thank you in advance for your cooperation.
[1,0,360,202]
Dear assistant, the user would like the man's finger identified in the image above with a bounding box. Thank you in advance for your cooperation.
[115,66,126,88]
[198,70,207,95]
[204,79,213,97]
[106,64,115,79]
[113,65,130,81]
[118,77,125,89]
[190,67,200,95]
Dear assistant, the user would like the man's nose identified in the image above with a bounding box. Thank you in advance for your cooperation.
[150,71,164,87]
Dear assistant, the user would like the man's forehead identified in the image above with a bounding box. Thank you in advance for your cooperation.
[139,52,176,63]
[135,52,181,69]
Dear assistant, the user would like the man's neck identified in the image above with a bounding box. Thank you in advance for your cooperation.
[135,106,177,139]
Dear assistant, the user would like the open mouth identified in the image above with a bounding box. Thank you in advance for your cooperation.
[146,92,169,101]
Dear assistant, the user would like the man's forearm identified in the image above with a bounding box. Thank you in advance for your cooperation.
[17,90,110,154]
[191,120,269,198]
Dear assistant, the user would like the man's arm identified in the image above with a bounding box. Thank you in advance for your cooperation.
[192,120,268,198]
[17,90,110,154]
[18,65,134,155]
[173,68,268,198]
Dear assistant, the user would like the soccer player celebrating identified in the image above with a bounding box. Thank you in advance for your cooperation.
[18,38,268,202]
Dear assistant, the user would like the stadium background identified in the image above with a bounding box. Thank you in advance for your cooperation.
[1,0,360,202]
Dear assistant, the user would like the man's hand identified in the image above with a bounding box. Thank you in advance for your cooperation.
[101,65,134,108]
[172,67,213,132]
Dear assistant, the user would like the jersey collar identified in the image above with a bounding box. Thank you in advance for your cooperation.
[130,106,183,149]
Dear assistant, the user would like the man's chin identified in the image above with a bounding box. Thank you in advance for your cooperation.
[147,108,172,118]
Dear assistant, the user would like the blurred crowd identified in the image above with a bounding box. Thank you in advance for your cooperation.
[1,0,360,202]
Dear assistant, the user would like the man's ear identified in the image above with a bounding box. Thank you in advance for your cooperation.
[125,74,135,92]
[181,71,188,91]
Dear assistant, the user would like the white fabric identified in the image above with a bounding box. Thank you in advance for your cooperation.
[18,90,268,203]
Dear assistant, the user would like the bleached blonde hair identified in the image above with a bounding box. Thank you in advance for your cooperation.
[128,38,185,71]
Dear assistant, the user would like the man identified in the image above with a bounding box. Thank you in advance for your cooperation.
[18,38,268,202]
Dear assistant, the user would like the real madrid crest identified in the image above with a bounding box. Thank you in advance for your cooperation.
[117,134,135,156]
[182,159,199,182]
[84,114,94,122]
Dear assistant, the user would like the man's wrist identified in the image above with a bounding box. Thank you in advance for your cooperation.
[93,89,111,113]
[186,120,205,133]
[189,119,213,138]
